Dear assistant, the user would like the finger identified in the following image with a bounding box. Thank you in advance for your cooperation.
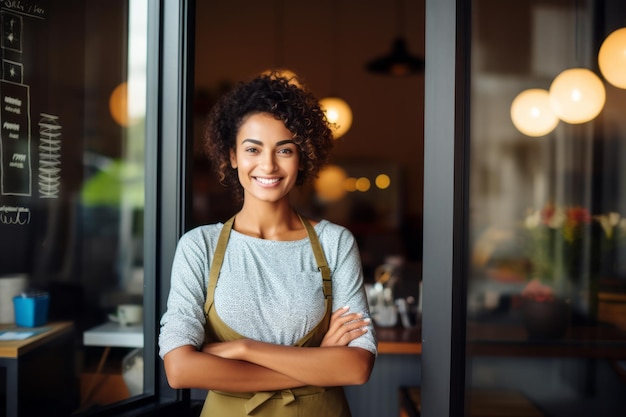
[331,308,363,326]
[338,325,369,344]
[330,316,370,342]
[342,317,371,333]
[335,313,366,328]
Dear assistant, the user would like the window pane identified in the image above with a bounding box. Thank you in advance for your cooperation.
[0,0,149,414]
[466,1,626,416]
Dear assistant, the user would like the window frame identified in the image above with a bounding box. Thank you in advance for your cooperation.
[81,1,195,415]
[421,0,471,416]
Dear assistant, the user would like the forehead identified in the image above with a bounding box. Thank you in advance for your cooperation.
[236,113,292,140]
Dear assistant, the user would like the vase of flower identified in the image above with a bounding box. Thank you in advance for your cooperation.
[521,204,626,328]
[521,297,570,340]
[520,204,592,337]
[516,201,626,338]
[520,279,570,339]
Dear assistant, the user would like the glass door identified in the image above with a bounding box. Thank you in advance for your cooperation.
[422,0,626,416]
[464,0,626,416]
[0,1,191,415]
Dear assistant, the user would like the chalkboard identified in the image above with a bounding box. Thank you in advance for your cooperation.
[1,1,86,275]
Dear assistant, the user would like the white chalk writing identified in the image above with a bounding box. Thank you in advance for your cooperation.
[0,205,31,225]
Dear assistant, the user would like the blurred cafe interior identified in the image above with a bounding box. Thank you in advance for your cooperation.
[1,0,626,416]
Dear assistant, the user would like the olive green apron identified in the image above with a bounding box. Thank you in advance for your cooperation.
[200,215,351,417]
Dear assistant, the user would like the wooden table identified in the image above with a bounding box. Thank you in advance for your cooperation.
[0,321,75,417]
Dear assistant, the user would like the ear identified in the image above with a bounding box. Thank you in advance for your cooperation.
[230,149,237,169]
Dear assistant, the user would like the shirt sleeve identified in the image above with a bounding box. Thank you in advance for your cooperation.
[158,227,213,359]
[323,223,378,356]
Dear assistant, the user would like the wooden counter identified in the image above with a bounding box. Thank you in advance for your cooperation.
[0,321,76,416]
[0,321,73,358]
[376,324,422,354]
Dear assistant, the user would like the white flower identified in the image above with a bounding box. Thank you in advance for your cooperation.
[525,210,541,229]
[594,212,622,238]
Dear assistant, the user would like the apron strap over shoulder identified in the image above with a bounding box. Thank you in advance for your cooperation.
[299,214,332,299]
[204,215,235,317]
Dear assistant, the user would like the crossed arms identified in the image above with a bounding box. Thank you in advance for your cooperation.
[163,307,375,392]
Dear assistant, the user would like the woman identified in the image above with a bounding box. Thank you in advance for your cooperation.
[159,72,377,416]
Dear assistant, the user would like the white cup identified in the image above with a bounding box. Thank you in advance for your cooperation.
[109,304,143,326]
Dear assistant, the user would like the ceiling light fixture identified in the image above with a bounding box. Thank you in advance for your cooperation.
[549,68,605,124]
[319,97,353,139]
[598,27,626,89]
[548,1,605,124]
[510,88,559,137]
[320,0,353,139]
[366,0,424,76]
[261,0,302,87]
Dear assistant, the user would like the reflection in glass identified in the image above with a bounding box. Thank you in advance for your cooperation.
[467,0,626,416]
[0,0,148,414]
[79,0,149,411]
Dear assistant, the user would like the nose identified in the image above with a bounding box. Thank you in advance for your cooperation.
[260,151,278,172]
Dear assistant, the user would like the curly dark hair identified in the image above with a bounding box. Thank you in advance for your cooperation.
[203,71,334,201]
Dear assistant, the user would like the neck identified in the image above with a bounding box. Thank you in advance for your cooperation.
[234,201,303,240]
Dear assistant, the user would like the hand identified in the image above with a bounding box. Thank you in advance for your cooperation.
[321,306,369,347]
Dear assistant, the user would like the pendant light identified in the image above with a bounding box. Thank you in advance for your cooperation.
[320,0,353,139]
[314,164,348,203]
[261,0,301,86]
[598,27,626,89]
[366,0,424,76]
[319,97,353,139]
[549,68,605,124]
[510,89,559,137]
[548,0,605,124]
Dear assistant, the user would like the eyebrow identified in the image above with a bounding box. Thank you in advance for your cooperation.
[241,139,296,147]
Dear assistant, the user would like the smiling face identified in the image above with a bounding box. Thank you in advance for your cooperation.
[230,112,301,206]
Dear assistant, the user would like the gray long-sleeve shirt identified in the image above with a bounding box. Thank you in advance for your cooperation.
[159,219,377,358]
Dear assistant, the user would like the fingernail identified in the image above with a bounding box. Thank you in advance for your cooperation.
[363,318,371,323]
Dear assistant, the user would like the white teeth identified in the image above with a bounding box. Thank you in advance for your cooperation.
[255,177,280,185]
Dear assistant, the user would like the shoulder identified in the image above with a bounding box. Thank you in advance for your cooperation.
[176,223,225,254]
[179,223,222,241]
[314,219,357,246]
[315,219,353,236]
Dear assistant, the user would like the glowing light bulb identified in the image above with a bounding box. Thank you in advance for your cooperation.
[319,97,353,139]
[549,68,605,124]
[375,174,391,189]
[314,164,347,202]
[598,27,626,89]
[510,89,559,136]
